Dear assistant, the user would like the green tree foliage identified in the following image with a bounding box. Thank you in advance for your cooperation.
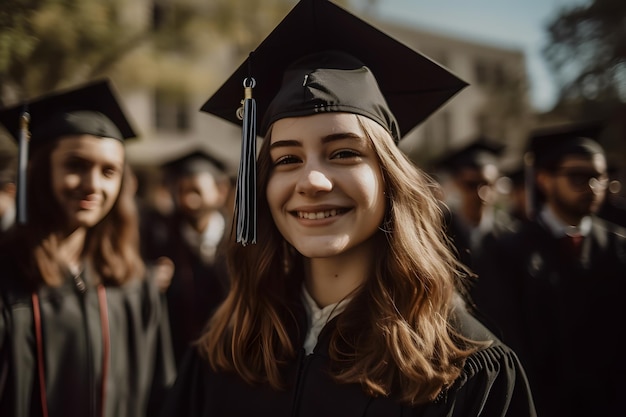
[0,0,295,104]
[542,0,626,107]
[0,0,148,102]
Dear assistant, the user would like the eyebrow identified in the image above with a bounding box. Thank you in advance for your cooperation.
[269,132,365,150]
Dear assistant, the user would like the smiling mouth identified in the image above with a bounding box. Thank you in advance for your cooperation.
[296,209,347,220]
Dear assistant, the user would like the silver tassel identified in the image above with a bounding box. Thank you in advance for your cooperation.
[235,77,257,245]
[17,109,30,225]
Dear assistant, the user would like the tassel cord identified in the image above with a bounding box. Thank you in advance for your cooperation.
[236,77,257,245]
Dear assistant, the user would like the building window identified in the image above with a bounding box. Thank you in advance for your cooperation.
[474,59,489,85]
[151,0,165,30]
[476,113,488,135]
[154,89,191,132]
[441,111,451,147]
[493,63,506,87]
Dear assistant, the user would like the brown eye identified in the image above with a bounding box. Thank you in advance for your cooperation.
[64,158,89,173]
[274,155,301,166]
[331,149,360,159]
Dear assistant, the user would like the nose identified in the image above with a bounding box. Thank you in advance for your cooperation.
[81,168,101,192]
[295,168,333,196]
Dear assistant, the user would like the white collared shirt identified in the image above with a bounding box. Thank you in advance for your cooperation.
[180,211,225,263]
[538,205,591,238]
[301,284,351,355]
[1,203,15,232]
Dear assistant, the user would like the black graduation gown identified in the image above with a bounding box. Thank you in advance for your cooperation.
[141,212,229,367]
[475,216,626,417]
[159,304,536,417]
[0,259,177,417]
[443,209,474,270]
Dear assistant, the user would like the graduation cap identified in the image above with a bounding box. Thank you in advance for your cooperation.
[435,136,505,174]
[0,78,136,224]
[200,0,468,245]
[162,148,228,181]
[525,120,605,170]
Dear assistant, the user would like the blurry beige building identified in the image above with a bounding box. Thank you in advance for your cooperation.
[124,4,533,175]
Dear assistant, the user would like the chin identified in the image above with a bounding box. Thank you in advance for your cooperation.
[291,238,349,258]
[72,214,105,229]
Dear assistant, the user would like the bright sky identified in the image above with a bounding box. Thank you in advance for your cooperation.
[354,0,591,112]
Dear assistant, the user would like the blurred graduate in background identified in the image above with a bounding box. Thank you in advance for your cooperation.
[140,146,232,368]
[475,120,626,417]
[0,79,176,417]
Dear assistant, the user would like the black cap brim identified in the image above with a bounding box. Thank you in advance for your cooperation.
[200,0,467,140]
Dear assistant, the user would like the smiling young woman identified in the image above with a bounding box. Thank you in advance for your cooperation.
[158,1,537,416]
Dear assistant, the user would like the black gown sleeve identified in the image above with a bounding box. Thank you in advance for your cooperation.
[143,279,178,416]
[0,292,11,416]
[421,343,536,417]
[158,347,210,417]
[420,304,537,417]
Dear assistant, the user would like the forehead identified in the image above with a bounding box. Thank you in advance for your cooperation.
[269,112,365,142]
[559,153,607,171]
[51,134,125,160]
[176,171,219,187]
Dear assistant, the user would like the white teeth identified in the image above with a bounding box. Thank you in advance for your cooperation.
[298,209,339,219]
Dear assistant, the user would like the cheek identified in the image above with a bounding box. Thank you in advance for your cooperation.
[52,170,79,195]
[266,174,290,214]
[202,185,226,207]
[103,178,123,201]
[356,168,385,212]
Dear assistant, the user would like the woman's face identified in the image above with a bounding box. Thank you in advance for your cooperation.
[266,113,386,258]
[50,134,125,230]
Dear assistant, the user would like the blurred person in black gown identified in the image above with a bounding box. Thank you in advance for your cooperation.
[475,120,626,417]
[158,1,536,416]
[433,136,504,270]
[141,146,232,367]
[596,162,626,227]
[0,79,176,417]
[0,150,16,239]
[470,159,533,336]
[491,161,530,235]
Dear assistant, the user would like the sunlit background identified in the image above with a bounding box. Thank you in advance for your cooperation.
[1,0,624,212]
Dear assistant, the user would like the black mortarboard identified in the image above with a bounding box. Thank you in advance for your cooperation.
[200,0,468,245]
[526,120,605,170]
[0,78,136,224]
[0,78,136,145]
[163,148,227,180]
[435,136,505,174]
[201,0,466,141]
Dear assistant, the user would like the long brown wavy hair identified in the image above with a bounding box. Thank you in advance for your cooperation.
[199,115,484,405]
[3,137,144,289]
